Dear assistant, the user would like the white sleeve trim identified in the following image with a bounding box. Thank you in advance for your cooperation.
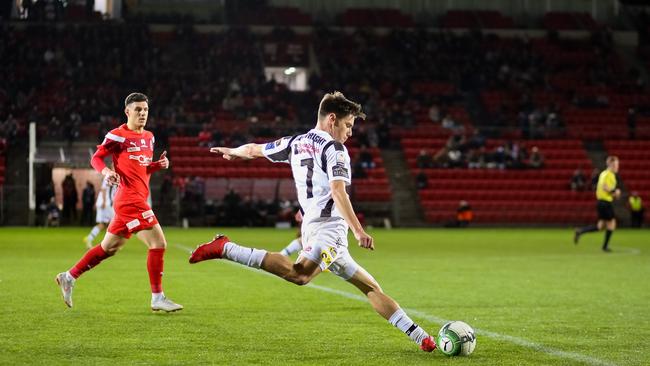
[105,132,125,143]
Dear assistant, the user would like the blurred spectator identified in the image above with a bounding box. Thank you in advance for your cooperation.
[467,148,486,169]
[45,197,60,227]
[590,168,600,191]
[628,192,644,228]
[628,108,636,140]
[81,181,95,226]
[416,170,428,189]
[444,200,473,228]
[352,155,367,179]
[570,168,587,192]
[358,145,375,169]
[428,103,440,122]
[160,172,174,205]
[528,146,544,169]
[416,149,433,169]
[61,173,78,225]
[198,124,212,147]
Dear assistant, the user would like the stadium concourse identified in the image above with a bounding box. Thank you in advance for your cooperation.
[1,2,649,228]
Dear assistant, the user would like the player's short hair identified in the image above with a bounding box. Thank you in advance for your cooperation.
[124,92,149,107]
[318,91,366,121]
[606,156,618,165]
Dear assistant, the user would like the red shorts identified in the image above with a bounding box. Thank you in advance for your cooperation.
[108,202,159,239]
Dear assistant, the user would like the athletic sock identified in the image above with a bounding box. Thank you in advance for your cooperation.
[223,242,267,268]
[578,224,598,235]
[280,239,302,256]
[388,308,430,345]
[69,245,110,279]
[603,230,613,250]
[147,248,165,293]
[87,226,101,241]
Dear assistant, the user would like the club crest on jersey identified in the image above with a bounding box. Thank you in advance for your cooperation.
[129,154,153,166]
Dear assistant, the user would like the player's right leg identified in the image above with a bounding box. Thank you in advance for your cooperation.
[55,232,125,308]
[189,234,321,285]
[602,219,616,252]
[345,264,436,352]
[280,237,302,257]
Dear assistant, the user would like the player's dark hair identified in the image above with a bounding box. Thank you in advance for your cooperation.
[318,91,366,121]
[606,156,618,165]
[124,92,149,107]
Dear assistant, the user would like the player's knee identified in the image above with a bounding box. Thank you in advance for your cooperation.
[103,246,119,256]
[286,273,312,286]
[150,241,167,249]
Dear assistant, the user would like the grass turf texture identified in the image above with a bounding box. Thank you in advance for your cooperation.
[0,227,648,365]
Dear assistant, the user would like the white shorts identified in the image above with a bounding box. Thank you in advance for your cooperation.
[298,219,359,280]
[95,207,114,224]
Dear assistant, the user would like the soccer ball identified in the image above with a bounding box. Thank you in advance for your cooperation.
[436,321,476,356]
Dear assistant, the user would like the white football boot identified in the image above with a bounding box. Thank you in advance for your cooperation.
[151,296,184,312]
[55,272,75,308]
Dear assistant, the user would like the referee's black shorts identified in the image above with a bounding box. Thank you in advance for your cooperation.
[597,200,615,221]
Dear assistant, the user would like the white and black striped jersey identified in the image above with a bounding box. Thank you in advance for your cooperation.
[263,129,351,228]
[95,176,116,208]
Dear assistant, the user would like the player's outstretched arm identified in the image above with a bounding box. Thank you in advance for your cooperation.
[331,180,374,250]
[210,144,265,160]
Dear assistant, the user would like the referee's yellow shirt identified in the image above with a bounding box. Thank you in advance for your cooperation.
[596,170,617,202]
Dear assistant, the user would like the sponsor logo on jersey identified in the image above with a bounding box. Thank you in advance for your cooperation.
[129,154,153,166]
[265,141,275,150]
[295,143,319,155]
[126,218,140,230]
[332,163,349,178]
[127,147,141,152]
[142,210,155,222]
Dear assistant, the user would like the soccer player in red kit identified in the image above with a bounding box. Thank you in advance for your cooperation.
[55,92,183,312]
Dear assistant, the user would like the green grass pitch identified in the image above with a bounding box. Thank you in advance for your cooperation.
[0,227,648,365]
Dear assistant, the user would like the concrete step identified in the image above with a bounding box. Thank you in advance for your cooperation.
[380,149,426,227]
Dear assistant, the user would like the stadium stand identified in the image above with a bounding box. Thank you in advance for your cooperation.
[169,135,391,203]
[441,10,514,29]
[3,3,649,226]
[339,8,415,28]
[403,137,595,224]
[542,11,599,31]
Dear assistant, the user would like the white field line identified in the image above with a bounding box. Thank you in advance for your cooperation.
[175,244,616,366]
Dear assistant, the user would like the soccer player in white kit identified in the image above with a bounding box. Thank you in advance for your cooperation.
[190,92,436,352]
[83,176,116,248]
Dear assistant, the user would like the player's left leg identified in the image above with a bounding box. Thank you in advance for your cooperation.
[602,219,616,252]
[136,224,183,312]
[329,252,436,352]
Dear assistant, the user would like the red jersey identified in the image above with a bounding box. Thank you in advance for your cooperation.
[91,124,162,210]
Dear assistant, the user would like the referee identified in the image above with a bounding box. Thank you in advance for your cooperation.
[574,156,620,252]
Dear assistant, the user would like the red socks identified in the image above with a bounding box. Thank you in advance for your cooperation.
[69,245,110,279]
[68,245,165,294]
[147,248,165,293]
